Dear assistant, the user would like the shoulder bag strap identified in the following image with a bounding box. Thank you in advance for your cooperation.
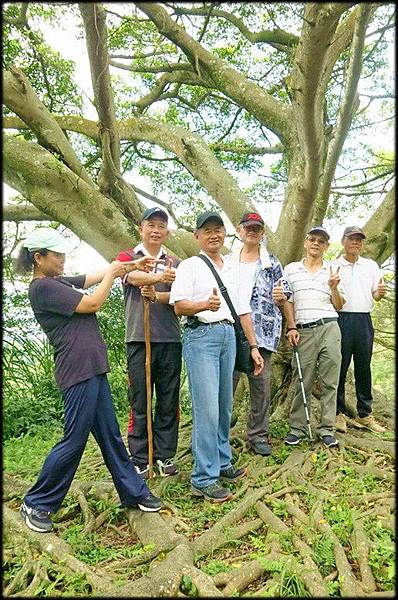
[197,254,244,335]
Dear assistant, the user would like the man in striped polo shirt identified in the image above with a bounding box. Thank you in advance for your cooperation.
[283,226,346,447]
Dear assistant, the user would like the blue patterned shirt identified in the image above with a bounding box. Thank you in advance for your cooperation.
[225,247,291,352]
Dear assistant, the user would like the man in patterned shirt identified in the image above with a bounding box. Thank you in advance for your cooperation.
[225,212,291,456]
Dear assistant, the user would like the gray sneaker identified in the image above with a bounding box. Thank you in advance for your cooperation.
[219,466,247,482]
[191,482,233,503]
[249,439,272,456]
[20,501,53,533]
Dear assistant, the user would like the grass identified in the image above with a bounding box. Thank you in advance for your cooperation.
[4,409,394,597]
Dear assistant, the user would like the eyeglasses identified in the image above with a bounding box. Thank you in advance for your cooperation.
[306,236,327,245]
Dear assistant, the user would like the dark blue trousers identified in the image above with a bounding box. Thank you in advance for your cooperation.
[336,312,374,418]
[24,374,148,513]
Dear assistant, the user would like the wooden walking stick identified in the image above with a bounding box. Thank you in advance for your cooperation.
[143,297,154,479]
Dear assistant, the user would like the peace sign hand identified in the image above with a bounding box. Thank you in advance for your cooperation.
[328,266,340,289]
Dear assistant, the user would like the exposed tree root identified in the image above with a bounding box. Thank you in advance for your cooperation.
[4,422,394,598]
[222,559,265,596]
[312,500,365,597]
[351,519,377,592]
[191,487,267,560]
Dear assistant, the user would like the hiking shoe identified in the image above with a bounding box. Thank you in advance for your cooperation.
[335,413,347,433]
[191,482,233,503]
[220,465,248,482]
[249,439,272,456]
[133,464,150,480]
[354,415,386,433]
[156,459,178,477]
[285,433,304,445]
[322,435,339,447]
[20,502,53,533]
[137,492,163,512]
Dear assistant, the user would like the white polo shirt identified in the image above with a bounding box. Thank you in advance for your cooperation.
[169,252,250,324]
[332,255,381,313]
[284,260,343,324]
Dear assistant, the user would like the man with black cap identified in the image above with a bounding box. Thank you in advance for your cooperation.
[225,212,291,456]
[283,226,345,447]
[116,207,182,478]
[332,226,387,434]
[169,211,263,502]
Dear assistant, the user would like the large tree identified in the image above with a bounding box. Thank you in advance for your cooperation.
[3,5,395,596]
[3,0,395,413]
[3,2,395,265]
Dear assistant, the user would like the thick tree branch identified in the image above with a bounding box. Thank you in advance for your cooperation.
[288,3,355,193]
[3,135,196,260]
[3,202,52,222]
[135,2,292,143]
[79,2,141,222]
[4,111,273,240]
[362,184,395,265]
[313,3,373,225]
[3,67,93,186]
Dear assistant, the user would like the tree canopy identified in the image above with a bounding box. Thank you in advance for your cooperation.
[3,2,395,265]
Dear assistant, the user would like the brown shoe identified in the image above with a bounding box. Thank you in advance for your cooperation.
[354,415,386,433]
[335,413,347,433]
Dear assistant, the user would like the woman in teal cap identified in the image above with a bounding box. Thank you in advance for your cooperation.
[14,228,164,533]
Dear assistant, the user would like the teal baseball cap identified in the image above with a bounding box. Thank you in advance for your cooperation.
[24,228,69,253]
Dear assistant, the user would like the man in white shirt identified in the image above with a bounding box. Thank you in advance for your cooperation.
[170,211,263,502]
[284,226,345,447]
[332,226,387,434]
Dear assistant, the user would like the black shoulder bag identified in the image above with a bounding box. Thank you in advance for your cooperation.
[198,254,254,374]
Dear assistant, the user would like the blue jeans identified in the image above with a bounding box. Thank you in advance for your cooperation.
[183,322,236,487]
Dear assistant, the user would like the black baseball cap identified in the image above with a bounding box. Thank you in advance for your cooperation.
[141,207,169,223]
[196,211,224,229]
[306,226,330,241]
[239,212,265,227]
[342,226,366,239]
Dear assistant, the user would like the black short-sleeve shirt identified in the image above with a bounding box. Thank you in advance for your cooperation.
[28,275,109,391]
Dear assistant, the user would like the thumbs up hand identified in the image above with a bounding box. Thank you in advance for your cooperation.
[161,256,176,283]
[272,278,287,306]
[207,287,221,311]
[328,265,341,289]
[375,277,386,300]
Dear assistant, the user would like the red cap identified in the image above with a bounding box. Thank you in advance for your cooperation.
[239,212,265,227]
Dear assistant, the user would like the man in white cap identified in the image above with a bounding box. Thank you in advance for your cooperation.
[332,226,387,434]
[283,226,345,447]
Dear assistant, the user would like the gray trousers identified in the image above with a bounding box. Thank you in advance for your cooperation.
[290,321,341,438]
[233,348,272,443]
